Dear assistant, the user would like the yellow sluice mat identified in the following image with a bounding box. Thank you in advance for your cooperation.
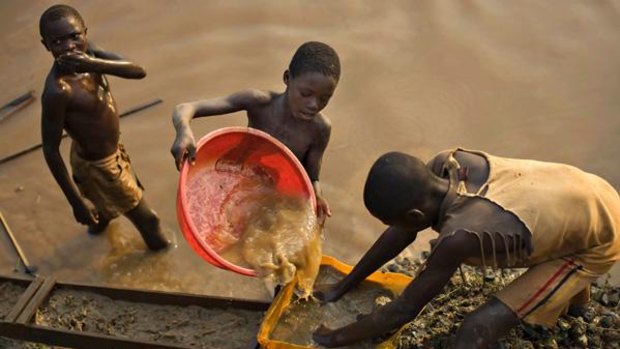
[257,255,413,349]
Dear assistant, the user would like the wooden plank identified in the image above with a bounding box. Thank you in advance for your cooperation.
[54,281,271,311]
[4,277,43,323]
[0,273,35,284]
[16,277,56,324]
[0,322,196,349]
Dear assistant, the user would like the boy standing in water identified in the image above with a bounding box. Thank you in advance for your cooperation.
[40,5,169,251]
[170,41,340,225]
[313,149,620,348]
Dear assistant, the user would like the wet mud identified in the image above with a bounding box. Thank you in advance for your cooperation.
[34,288,263,349]
[0,281,26,320]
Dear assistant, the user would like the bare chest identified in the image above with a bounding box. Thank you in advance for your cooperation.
[66,74,117,117]
[249,117,315,161]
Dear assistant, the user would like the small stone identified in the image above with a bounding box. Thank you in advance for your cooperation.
[576,334,588,347]
[601,293,610,305]
[608,292,619,306]
[374,296,392,307]
[557,318,571,331]
[14,185,24,192]
[542,337,559,349]
[600,315,615,328]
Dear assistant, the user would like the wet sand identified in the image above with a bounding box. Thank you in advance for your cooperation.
[1,0,619,305]
[0,281,26,320]
[35,288,262,349]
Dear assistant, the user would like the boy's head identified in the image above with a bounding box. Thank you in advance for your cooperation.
[39,4,88,58]
[288,41,341,81]
[283,41,341,121]
[364,152,437,228]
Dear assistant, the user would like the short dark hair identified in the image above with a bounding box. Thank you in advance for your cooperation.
[363,152,430,221]
[39,4,85,38]
[288,41,341,81]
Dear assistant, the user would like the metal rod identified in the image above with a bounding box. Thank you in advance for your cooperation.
[0,98,163,166]
[0,212,37,275]
[0,90,36,122]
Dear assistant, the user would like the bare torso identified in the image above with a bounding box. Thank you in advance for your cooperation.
[48,67,120,160]
[246,93,329,169]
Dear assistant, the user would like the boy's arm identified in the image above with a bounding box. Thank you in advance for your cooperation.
[87,41,124,61]
[41,87,98,226]
[56,42,146,79]
[171,89,269,170]
[305,120,331,224]
[314,226,418,303]
[313,230,475,347]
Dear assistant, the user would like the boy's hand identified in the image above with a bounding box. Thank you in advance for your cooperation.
[312,324,339,347]
[171,129,197,171]
[313,283,344,303]
[72,199,99,226]
[316,195,332,226]
[57,52,100,73]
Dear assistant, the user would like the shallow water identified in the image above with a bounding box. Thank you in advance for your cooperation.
[0,0,619,302]
[271,266,392,348]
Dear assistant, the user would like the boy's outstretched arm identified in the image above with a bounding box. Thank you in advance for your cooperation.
[313,230,475,347]
[87,42,124,61]
[56,42,146,79]
[304,120,331,225]
[41,87,98,226]
[170,89,269,170]
[314,226,418,303]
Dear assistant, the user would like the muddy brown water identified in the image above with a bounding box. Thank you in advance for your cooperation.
[0,0,619,307]
[271,265,393,348]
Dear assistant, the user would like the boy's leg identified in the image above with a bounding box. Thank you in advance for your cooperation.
[88,212,111,235]
[454,297,520,349]
[124,197,169,251]
[567,285,592,318]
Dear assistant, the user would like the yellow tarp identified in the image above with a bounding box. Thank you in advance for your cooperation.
[257,255,413,349]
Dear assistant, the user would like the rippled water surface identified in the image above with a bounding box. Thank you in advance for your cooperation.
[1,1,619,298]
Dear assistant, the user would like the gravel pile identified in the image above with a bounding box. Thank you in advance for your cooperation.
[381,255,620,349]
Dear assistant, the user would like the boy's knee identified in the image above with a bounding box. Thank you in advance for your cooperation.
[457,312,493,347]
[456,299,519,349]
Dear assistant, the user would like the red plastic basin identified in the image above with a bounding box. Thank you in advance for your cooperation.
[177,127,316,276]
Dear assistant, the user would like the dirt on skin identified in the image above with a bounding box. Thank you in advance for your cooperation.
[381,255,620,349]
[271,265,393,348]
[34,288,264,349]
[0,281,26,320]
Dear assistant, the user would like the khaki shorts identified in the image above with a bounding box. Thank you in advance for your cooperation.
[495,257,612,327]
[70,143,143,219]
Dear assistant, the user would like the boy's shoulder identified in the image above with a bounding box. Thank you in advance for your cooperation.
[314,112,332,133]
[236,88,276,105]
[42,69,71,104]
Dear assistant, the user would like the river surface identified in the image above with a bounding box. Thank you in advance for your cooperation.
[1,1,619,300]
